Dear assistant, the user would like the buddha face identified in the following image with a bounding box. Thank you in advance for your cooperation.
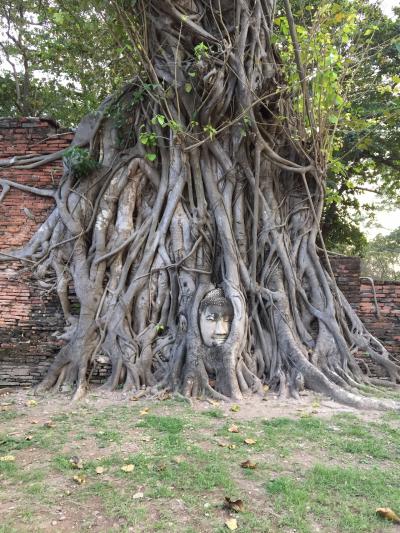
[199,290,233,347]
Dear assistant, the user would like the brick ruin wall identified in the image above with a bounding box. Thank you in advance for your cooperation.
[0,119,399,386]
[0,118,74,385]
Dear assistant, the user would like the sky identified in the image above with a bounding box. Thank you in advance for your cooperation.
[379,0,397,16]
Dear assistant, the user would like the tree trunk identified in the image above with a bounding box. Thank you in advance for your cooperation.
[1,0,399,409]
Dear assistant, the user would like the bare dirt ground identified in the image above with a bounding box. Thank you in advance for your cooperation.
[1,386,385,425]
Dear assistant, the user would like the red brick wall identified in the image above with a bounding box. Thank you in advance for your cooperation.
[328,255,361,309]
[0,118,73,385]
[359,280,400,360]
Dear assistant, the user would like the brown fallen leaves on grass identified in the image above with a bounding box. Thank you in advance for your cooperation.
[376,507,400,524]
[224,497,244,513]
[225,517,238,530]
[73,475,86,484]
[240,459,257,469]
[228,424,239,433]
[69,456,84,469]
[217,441,236,449]
[121,464,135,473]
[0,455,15,462]
[243,438,257,445]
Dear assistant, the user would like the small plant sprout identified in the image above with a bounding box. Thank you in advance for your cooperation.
[139,127,157,147]
[203,124,217,140]
[194,42,209,61]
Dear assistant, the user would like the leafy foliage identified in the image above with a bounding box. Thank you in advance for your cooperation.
[274,0,400,251]
[0,0,136,125]
[63,147,99,178]
[362,227,400,280]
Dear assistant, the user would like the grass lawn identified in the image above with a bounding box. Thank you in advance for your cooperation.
[1,389,400,532]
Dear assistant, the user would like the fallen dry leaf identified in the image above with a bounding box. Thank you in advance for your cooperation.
[230,404,240,413]
[30,420,39,425]
[0,455,15,462]
[224,497,244,513]
[156,462,166,471]
[158,391,171,401]
[25,435,33,441]
[73,475,86,484]
[133,491,144,499]
[25,399,37,407]
[218,441,236,449]
[225,518,238,530]
[376,507,400,524]
[311,401,320,408]
[228,424,239,433]
[263,385,269,392]
[243,438,256,445]
[240,459,257,469]
[69,456,84,469]
[44,421,54,428]
[95,466,105,474]
[141,436,151,442]
[121,464,135,473]
[172,455,185,464]
[139,408,149,416]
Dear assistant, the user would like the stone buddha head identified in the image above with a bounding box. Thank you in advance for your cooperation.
[199,288,234,347]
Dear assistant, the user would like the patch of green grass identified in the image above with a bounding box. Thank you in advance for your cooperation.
[258,414,399,462]
[53,454,74,472]
[0,460,17,477]
[265,464,400,532]
[201,408,225,419]
[0,434,33,454]
[0,524,19,533]
[94,428,123,447]
[0,410,21,422]
[138,414,185,434]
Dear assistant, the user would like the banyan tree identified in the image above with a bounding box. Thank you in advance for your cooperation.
[1,0,399,408]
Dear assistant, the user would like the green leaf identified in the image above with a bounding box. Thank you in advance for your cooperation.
[184,83,192,93]
[145,153,157,162]
[151,114,166,127]
[53,12,65,24]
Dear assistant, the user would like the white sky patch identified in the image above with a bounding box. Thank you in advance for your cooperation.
[379,0,396,17]
[358,191,400,238]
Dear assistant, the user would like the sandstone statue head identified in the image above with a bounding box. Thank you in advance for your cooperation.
[199,288,234,347]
